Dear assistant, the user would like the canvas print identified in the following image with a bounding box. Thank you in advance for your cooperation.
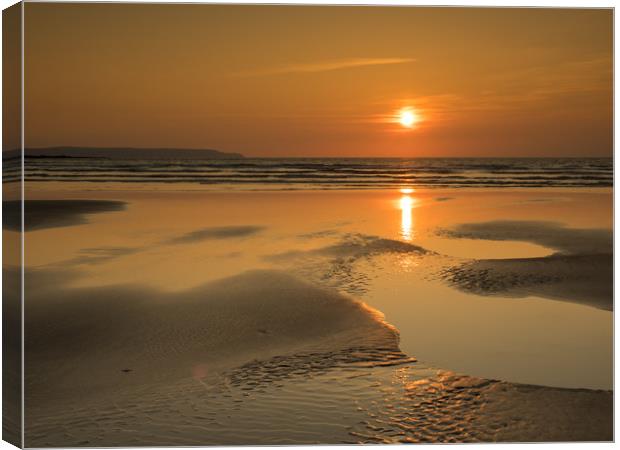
[2,2,613,446]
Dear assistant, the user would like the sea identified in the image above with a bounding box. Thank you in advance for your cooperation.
[4,156,613,190]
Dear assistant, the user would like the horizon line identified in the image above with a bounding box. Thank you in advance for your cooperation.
[4,147,612,160]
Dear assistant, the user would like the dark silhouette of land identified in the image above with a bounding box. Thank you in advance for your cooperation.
[3,147,244,160]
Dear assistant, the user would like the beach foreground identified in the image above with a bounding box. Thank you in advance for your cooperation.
[13,187,612,445]
[6,3,613,445]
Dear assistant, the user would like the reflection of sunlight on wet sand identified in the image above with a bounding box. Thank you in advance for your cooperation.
[396,253,420,272]
[399,194,416,241]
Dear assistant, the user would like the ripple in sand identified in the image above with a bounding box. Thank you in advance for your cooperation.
[438,221,612,310]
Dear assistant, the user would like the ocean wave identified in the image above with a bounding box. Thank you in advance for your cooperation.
[8,157,613,189]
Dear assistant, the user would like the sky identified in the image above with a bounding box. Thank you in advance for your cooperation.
[24,4,612,157]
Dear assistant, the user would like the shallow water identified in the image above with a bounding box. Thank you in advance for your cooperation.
[20,188,612,389]
[15,186,613,445]
[359,256,612,389]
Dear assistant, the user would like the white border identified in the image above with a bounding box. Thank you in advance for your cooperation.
[0,1,615,450]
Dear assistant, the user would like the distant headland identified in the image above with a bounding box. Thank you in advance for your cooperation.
[3,147,245,160]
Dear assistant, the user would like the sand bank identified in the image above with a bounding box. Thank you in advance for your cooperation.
[25,269,405,399]
[3,199,126,231]
[348,370,612,443]
[24,267,612,446]
[440,221,612,310]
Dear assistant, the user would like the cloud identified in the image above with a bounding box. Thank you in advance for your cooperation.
[235,57,415,77]
[165,225,265,245]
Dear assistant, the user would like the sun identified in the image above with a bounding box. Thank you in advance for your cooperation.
[398,107,420,128]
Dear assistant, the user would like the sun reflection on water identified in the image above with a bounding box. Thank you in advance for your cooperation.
[399,194,416,241]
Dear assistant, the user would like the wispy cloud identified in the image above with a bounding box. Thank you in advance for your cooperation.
[235,57,415,77]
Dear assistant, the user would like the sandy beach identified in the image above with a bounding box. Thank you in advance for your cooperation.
[9,187,611,446]
[5,4,612,446]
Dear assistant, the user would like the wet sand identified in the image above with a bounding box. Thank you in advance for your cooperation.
[440,221,613,310]
[23,266,612,445]
[3,199,126,231]
[17,188,613,445]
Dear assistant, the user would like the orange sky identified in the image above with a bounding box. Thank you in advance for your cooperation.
[24,4,612,157]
